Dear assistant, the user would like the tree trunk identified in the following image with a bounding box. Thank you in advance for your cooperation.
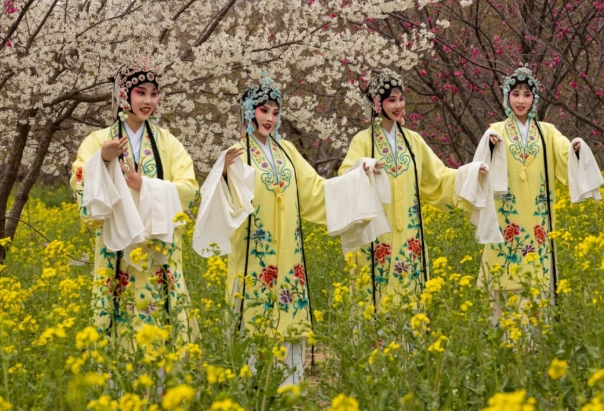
[0,108,37,262]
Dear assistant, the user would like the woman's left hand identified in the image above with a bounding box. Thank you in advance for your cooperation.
[479,164,489,174]
[573,141,581,152]
[120,157,143,191]
[363,161,385,175]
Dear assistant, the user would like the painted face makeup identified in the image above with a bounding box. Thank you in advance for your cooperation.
[509,84,534,122]
[129,83,159,123]
[381,88,405,122]
[253,103,280,138]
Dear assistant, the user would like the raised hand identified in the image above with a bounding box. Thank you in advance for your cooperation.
[223,147,244,175]
[119,157,143,191]
[489,134,500,146]
[479,164,489,174]
[363,161,385,175]
[573,141,580,152]
[101,136,129,162]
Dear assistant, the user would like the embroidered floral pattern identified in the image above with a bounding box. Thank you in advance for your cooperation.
[259,265,279,288]
[372,123,411,177]
[490,177,552,277]
[504,116,540,164]
[245,136,292,193]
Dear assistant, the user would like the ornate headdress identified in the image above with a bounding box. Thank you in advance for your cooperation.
[363,69,405,120]
[112,54,161,121]
[502,63,540,119]
[240,72,283,140]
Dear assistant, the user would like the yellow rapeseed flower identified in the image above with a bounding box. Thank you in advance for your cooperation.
[313,309,324,323]
[482,389,536,411]
[432,256,447,270]
[272,345,287,360]
[328,394,360,411]
[210,399,244,411]
[87,395,117,411]
[239,364,253,379]
[118,393,148,411]
[588,369,604,387]
[307,330,316,345]
[204,364,227,384]
[277,384,301,396]
[459,275,473,287]
[428,335,449,353]
[134,374,153,389]
[582,396,604,411]
[461,301,473,311]
[548,358,568,380]
[411,313,430,335]
[135,324,169,349]
[75,326,100,350]
[0,396,12,411]
[161,384,195,410]
[557,279,572,294]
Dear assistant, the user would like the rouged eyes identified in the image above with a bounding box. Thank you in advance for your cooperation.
[259,108,279,115]
[136,91,159,97]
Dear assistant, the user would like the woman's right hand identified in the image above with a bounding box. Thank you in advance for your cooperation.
[223,147,244,174]
[101,136,129,162]
[489,134,500,146]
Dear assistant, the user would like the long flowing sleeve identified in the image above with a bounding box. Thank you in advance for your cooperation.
[70,131,107,228]
[280,140,327,225]
[193,149,255,257]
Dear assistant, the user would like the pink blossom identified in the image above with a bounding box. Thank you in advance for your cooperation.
[569,81,578,88]
[5,40,12,47]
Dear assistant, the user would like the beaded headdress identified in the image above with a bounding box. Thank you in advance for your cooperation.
[112,54,161,121]
[240,72,283,140]
[502,63,540,119]
[363,69,405,120]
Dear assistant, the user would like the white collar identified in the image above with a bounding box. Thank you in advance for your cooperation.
[124,122,144,139]
[381,124,397,140]
[252,134,271,149]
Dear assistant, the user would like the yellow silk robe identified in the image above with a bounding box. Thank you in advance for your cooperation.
[71,121,199,343]
[339,124,458,304]
[228,136,326,337]
[479,117,570,291]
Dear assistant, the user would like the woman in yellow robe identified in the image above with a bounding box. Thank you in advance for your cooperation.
[477,65,589,308]
[203,75,377,386]
[223,78,328,339]
[70,55,199,345]
[340,70,484,307]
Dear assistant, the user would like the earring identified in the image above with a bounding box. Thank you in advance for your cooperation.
[505,108,512,117]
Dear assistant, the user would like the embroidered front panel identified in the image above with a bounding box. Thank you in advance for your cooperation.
[244,136,292,193]
[372,124,411,177]
[504,117,540,164]
[110,122,159,178]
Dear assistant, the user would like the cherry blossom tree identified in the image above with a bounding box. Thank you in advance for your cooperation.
[0,0,443,260]
[371,0,604,166]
